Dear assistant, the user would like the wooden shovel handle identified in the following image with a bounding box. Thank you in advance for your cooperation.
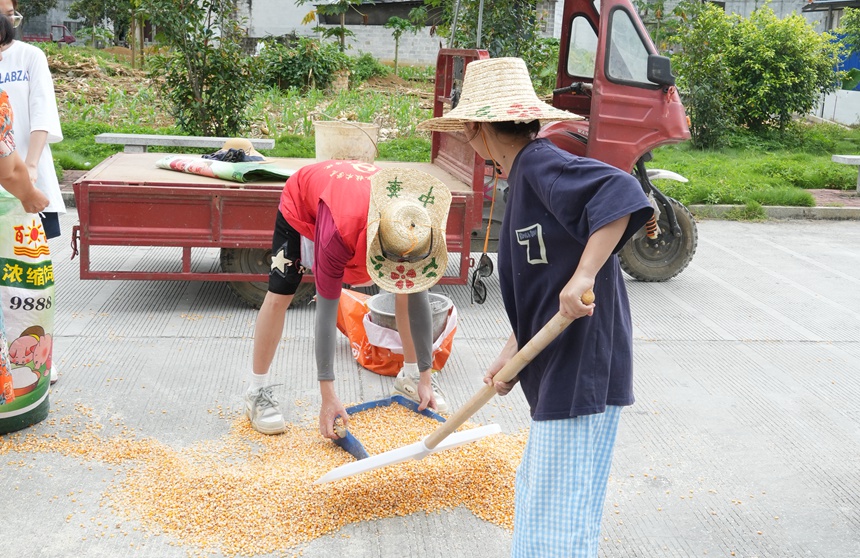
[424,310,574,450]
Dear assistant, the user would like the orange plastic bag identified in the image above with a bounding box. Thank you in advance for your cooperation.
[336,289,457,377]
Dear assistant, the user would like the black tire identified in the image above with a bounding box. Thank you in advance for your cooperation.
[219,248,316,309]
[618,198,698,282]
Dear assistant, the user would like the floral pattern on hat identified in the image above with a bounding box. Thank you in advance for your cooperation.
[366,168,452,294]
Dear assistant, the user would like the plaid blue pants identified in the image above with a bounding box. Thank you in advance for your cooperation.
[511,406,622,558]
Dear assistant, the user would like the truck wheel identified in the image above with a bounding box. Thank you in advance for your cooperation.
[219,248,315,309]
[618,198,697,282]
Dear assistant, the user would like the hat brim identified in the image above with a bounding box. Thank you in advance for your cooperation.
[366,168,452,294]
[418,102,584,132]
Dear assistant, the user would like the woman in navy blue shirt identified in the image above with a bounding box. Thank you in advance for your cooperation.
[420,57,653,558]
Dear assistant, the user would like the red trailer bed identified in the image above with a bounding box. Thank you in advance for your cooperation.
[71,153,483,306]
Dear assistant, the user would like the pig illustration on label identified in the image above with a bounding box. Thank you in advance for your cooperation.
[8,326,52,397]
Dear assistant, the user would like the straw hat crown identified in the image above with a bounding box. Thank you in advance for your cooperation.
[367,168,452,294]
[219,138,268,162]
[418,57,582,132]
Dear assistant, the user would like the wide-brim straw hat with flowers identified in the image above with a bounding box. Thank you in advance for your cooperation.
[418,57,583,132]
[367,167,452,294]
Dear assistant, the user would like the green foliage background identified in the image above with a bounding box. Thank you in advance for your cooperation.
[144,0,261,136]
[668,1,843,147]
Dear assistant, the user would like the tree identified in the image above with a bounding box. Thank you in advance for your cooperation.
[840,7,860,58]
[384,7,425,75]
[633,0,682,53]
[68,0,132,46]
[423,0,556,89]
[128,0,147,68]
[298,0,368,52]
[144,0,261,136]
[16,0,57,19]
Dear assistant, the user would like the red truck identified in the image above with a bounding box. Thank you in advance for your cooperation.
[71,0,693,307]
[22,25,76,45]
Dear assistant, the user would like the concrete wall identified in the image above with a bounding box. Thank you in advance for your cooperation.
[238,3,314,38]
[814,90,860,126]
[318,24,444,65]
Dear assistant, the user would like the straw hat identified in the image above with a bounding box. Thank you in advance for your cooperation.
[418,57,583,132]
[366,168,452,294]
[218,138,269,162]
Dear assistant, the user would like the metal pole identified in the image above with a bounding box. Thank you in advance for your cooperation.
[477,0,485,48]
[449,0,461,49]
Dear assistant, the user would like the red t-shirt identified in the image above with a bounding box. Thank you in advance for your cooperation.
[278,160,379,287]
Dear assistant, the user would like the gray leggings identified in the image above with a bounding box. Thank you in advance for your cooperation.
[315,291,432,381]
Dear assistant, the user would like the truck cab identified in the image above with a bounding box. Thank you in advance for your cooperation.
[431,0,695,284]
[542,0,690,172]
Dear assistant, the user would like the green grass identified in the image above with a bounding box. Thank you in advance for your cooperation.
[649,127,860,208]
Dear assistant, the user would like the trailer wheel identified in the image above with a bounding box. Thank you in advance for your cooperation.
[219,248,316,309]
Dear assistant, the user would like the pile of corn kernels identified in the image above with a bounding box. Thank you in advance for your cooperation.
[2,402,526,557]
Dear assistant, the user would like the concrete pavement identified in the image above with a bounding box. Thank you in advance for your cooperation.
[1,212,859,558]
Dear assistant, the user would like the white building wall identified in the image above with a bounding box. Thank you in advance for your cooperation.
[321,25,445,65]
[239,3,315,38]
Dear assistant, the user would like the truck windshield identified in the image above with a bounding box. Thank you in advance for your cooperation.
[566,16,597,78]
[606,8,652,84]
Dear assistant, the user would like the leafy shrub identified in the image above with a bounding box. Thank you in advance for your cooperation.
[259,36,349,91]
[427,0,555,90]
[671,1,734,149]
[671,3,843,145]
[726,7,843,132]
[350,52,391,86]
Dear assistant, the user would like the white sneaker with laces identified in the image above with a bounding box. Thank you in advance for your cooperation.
[244,385,286,435]
[392,369,449,413]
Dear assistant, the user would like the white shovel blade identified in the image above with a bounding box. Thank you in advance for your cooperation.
[314,423,501,485]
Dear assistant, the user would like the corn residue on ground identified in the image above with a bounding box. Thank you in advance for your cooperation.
[1,402,526,557]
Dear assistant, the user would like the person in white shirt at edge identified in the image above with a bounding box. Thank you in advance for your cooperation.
[0,0,64,385]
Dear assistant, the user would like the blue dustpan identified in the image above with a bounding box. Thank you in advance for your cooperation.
[332,395,446,460]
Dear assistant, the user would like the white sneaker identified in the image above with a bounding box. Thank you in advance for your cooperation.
[244,386,286,435]
[50,366,58,386]
[392,369,449,413]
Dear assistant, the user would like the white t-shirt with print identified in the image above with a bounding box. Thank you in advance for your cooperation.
[0,40,64,213]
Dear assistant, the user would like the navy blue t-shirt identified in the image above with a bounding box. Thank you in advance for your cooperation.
[498,139,653,420]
